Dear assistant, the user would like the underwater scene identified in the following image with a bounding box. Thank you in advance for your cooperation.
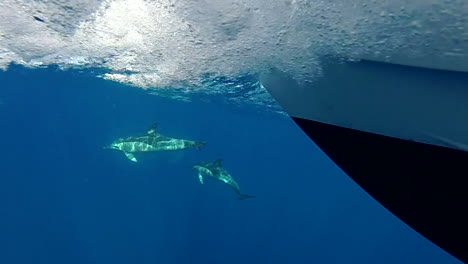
[0,65,461,264]
[0,0,467,263]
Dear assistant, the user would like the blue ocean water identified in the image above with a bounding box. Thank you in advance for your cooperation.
[0,65,461,264]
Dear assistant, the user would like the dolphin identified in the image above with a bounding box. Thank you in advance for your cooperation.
[192,159,254,200]
[105,123,206,162]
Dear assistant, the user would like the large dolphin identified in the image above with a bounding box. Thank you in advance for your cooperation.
[105,123,206,162]
[193,159,254,200]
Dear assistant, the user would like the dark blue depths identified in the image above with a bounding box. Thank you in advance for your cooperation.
[0,66,460,264]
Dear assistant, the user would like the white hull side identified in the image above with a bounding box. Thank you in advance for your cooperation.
[261,60,468,152]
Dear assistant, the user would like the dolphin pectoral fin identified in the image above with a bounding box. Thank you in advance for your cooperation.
[198,174,204,184]
[124,152,138,162]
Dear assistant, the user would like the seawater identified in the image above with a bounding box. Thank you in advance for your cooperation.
[0,65,461,263]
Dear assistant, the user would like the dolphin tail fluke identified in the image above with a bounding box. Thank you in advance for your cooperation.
[238,194,255,200]
[195,141,206,150]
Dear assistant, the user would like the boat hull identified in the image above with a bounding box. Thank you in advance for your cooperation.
[261,60,468,263]
[293,117,468,263]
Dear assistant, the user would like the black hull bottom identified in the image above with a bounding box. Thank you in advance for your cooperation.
[292,117,468,263]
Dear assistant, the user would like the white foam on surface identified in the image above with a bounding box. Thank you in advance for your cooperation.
[0,0,467,107]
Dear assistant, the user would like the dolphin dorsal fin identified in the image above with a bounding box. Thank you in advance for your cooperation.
[214,159,223,166]
[146,123,159,135]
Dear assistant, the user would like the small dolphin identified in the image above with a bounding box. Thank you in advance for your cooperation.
[105,123,206,162]
[193,159,254,200]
